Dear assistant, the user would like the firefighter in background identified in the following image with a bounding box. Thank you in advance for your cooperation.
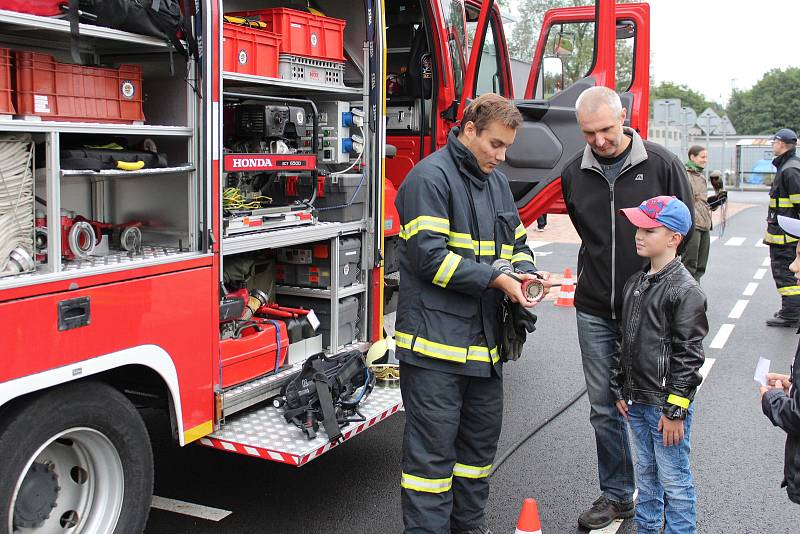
[765,128,800,327]
[394,94,551,534]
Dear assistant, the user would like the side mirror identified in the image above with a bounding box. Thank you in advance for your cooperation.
[542,56,564,98]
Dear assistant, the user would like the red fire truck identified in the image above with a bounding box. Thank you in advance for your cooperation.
[0,1,649,532]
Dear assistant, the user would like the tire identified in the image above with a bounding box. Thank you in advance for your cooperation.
[0,381,154,534]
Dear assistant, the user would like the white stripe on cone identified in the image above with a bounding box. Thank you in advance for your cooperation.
[515,529,542,534]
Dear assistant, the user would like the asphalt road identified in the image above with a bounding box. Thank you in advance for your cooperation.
[144,191,798,533]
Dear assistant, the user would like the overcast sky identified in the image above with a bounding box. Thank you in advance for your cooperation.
[648,0,799,105]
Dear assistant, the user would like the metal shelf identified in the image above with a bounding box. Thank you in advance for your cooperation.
[0,9,172,52]
[0,119,193,136]
[222,220,365,255]
[223,72,365,96]
[276,283,366,299]
[61,165,195,178]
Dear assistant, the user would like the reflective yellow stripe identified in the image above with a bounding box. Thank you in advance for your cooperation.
[453,462,493,479]
[778,197,793,208]
[401,472,453,493]
[183,420,213,444]
[433,252,462,288]
[791,194,800,205]
[500,244,514,260]
[666,394,690,409]
[447,232,495,256]
[765,233,799,244]
[770,198,777,208]
[779,286,800,296]
[511,252,534,265]
[466,345,499,364]
[397,331,497,365]
[515,223,527,240]
[400,216,450,240]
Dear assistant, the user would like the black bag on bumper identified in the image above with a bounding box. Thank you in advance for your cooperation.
[280,350,375,442]
[60,147,168,171]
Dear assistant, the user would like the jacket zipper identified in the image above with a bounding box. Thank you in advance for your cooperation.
[624,282,643,400]
[609,183,616,320]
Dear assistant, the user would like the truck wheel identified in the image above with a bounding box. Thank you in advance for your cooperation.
[0,381,154,534]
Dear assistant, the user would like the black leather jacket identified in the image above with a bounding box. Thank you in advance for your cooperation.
[610,258,708,420]
[762,338,800,504]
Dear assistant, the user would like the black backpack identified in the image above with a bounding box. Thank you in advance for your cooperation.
[67,0,199,64]
[280,350,374,443]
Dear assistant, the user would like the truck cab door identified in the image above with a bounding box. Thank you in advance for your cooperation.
[459,0,650,225]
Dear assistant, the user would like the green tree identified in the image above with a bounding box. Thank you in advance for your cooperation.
[727,68,800,135]
[649,81,724,117]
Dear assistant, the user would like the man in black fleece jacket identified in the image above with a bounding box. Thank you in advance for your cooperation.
[561,86,694,530]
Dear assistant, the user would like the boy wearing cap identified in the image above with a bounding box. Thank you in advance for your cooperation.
[610,196,708,534]
[760,214,800,505]
[765,128,800,327]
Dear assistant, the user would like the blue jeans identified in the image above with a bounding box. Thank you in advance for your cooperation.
[627,403,696,534]
[576,310,635,503]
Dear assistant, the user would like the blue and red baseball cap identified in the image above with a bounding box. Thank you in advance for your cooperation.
[620,196,692,235]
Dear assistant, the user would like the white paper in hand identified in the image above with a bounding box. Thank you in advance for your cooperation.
[754,357,771,386]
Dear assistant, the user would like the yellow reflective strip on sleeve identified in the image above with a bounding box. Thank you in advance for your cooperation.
[779,198,793,208]
[466,345,499,363]
[770,198,777,208]
[411,335,468,363]
[515,223,527,240]
[779,286,800,296]
[500,244,514,260]
[791,194,800,205]
[453,462,493,479]
[400,216,450,240]
[765,233,787,245]
[511,252,534,265]
[790,236,799,243]
[432,252,462,288]
[401,472,453,493]
[666,394,690,409]
[474,240,495,256]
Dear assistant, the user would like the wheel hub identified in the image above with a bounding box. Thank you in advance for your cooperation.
[13,462,60,528]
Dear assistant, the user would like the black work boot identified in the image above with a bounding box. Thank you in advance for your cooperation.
[451,526,492,534]
[577,495,634,530]
[766,315,800,327]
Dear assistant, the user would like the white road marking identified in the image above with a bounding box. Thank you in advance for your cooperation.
[763,256,771,267]
[743,282,759,297]
[533,251,553,257]
[151,496,232,521]
[729,299,749,319]
[698,358,717,391]
[590,519,624,534]
[710,236,718,244]
[710,324,735,349]
[756,239,768,247]
[754,269,767,280]
[725,237,746,247]
[526,240,552,249]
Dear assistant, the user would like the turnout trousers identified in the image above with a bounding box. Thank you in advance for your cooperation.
[399,361,503,534]
[770,244,800,319]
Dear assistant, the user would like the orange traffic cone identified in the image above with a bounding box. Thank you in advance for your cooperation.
[515,497,542,534]
[554,267,575,307]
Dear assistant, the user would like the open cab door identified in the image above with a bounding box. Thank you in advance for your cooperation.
[459,0,651,225]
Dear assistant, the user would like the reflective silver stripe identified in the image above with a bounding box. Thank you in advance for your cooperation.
[433,252,462,288]
[453,462,492,479]
[412,336,468,363]
[401,472,453,493]
[400,216,450,240]
[500,244,514,260]
[396,331,413,349]
[466,345,499,363]
[511,252,534,264]
[515,223,527,240]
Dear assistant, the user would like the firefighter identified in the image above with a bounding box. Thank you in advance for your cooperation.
[394,94,550,534]
[765,128,800,327]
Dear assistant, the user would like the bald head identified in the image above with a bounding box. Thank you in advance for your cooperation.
[575,86,623,119]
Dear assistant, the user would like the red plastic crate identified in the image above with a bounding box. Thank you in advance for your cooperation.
[0,48,13,115]
[228,8,345,62]
[14,51,144,124]
[223,22,281,77]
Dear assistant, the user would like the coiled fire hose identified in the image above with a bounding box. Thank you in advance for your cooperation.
[0,134,35,275]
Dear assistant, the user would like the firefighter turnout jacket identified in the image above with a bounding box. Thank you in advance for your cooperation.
[394,128,536,377]
[765,148,800,245]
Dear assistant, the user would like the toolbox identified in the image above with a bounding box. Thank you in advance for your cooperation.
[315,174,366,223]
[276,236,361,288]
[227,8,345,61]
[279,295,359,348]
[14,51,144,124]
[222,22,281,78]
[220,319,289,388]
